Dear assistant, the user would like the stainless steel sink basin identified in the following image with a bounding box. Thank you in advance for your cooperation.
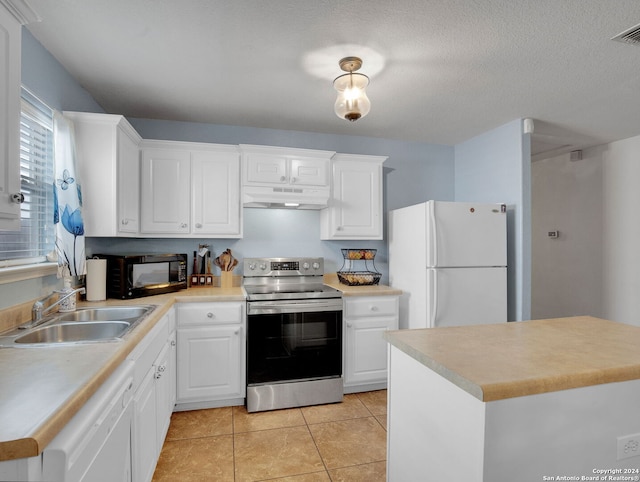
[14,321,131,344]
[0,304,156,347]
[54,306,152,323]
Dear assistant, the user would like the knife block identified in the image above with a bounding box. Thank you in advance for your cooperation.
[220,271,233,289]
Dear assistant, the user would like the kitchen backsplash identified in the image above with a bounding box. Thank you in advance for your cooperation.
[86,209,388,282]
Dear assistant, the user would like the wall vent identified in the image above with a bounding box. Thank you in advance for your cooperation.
[612,22,640,45]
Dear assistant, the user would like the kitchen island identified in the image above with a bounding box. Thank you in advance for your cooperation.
[384,316,640,482]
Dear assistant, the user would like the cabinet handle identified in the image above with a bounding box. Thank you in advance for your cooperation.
[180,223,188,228]
[10,193,24,204]
[337,226,343,231]
[195,223,202,228]
[280,176,286,182]
[370,306,379,312]
[171,340,176,347]
[290,177,296,183]
[207,312,215,318]
[346,322,353,328]
[234,328,240,335]
[121,219,129,225]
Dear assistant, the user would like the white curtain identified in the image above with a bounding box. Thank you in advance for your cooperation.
[53,111,85,277]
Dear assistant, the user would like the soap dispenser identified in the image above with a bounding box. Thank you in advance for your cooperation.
[57,277,76,312]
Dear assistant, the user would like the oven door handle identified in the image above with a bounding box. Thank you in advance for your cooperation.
[248,300,343,315]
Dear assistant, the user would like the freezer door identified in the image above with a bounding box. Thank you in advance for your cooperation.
[426,267,507,328]
[427,201,506,268]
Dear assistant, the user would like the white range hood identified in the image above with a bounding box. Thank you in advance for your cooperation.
[243,185,330,210]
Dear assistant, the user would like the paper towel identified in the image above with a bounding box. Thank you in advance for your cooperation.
[86,258,107,301]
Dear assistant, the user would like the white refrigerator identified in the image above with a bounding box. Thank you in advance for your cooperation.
[388,200,507,329]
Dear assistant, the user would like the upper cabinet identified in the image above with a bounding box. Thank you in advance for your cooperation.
[66,112,142,236]
[240,144,334,187]
[0,1,38,231]
[140,140,242,238]
[321,154,387,240]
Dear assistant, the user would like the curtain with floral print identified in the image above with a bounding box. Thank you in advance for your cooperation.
[53,112,85,278]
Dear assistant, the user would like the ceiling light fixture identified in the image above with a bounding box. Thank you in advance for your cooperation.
[333,56,371,122]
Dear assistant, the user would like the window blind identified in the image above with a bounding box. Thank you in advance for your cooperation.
[0,88,55,264]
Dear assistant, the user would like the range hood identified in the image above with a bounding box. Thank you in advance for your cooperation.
[243,185,330,210]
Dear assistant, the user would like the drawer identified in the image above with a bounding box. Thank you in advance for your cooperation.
[177,302,244,326]
[345,296,399,318]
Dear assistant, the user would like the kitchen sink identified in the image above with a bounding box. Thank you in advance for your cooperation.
[0,305,156,347]
[14,321,131,344]
[54,307,151,323]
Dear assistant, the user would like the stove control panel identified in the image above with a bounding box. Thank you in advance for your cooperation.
[244,257,324,277]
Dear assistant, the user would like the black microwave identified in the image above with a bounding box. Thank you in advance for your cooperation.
[96,253,188,299]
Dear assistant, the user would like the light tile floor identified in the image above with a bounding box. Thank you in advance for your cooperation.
[152,390,388,482]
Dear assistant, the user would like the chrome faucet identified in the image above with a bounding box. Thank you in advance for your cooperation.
[26,287,87,328]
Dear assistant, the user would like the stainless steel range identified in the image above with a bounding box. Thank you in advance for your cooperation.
[244,257,343,412]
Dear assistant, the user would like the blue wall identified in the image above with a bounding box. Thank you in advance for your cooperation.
[454,119,532,321]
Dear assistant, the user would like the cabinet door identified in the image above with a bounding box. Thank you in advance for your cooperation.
[344,316,395,386]
[140,148,190,233]
[192,150,241,236]
[289,157,329,186]
[132,366,158,482]
[117,127,140,233]
[0,6,22,231]
[244,153,287,184]
[154,341,173,454]
[321,155,386,240]
[177,325,243,402]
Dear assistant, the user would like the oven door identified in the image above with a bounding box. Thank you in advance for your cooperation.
[247,299,342,386]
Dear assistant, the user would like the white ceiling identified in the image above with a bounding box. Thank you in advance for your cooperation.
[25,0,640,159]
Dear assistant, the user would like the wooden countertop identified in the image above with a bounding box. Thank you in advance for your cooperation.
[384,316,640,402]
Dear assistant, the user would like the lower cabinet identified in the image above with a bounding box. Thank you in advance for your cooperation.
[128,308,176,482]
[343,295,399,393]
[175,302,246,410]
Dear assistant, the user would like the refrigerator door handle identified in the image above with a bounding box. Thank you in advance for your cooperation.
[428,201,437,267]
[429,268,438,327]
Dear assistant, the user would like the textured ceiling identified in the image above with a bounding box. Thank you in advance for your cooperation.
[25,0,640,158]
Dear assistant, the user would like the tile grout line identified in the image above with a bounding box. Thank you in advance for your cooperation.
[302,407,333,481]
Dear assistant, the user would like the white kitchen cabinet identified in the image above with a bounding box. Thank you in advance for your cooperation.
[0,1,37,231]
[140,140,242,237]
[128,309,175,482]
[176,302,245,409]
[240,144,334,187]
[192,149,242,236]
[132,365,157,482]
[65,112,142,236]
[343,295,399,393]
[140,146,191,234]
[321,154,387,240]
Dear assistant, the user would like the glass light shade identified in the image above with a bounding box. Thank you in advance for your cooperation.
[333,72,371,122]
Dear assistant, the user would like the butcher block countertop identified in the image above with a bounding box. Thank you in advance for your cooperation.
[384,316,640,402]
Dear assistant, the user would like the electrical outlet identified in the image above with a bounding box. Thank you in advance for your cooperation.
[617,433,640,460]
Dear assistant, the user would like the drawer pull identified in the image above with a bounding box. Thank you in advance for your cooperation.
[370,306,379,312]
[207,312,214,318]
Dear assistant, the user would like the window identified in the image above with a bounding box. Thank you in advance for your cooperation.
[0,88,55,266]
